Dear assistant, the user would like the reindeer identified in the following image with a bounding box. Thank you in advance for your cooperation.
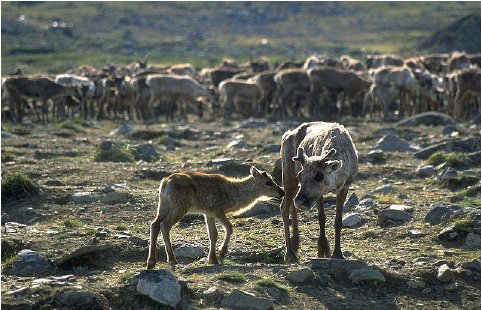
[280,122,358,263]
[146,167,284,268]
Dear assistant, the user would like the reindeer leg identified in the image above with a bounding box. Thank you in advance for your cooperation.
[160,222,177,265]
[205,216,219,264]
[317,195,330,258]
[216,213,233,260]
[332,187,348,259]
[147,216,162,269]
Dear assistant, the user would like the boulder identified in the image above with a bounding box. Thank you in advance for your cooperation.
[407,279,426,289]
[311,258,368,271]
[462,258,481,271]
[424,203,462,225]
[56,244,112,266]
[355,197,378,211]
[466,233,481,249]
[342,213,362,228]
[416,165,436,178]
[132,144,160,162]
[415,137,481,159]
[372,184,395,195]
[438,167,458,182]
[394,112,454,127]
[6,249,52,277]
[99,140,113,151]
[240,119,267,128]
[373,135,419,153]
[100,191,129,205]
[263,144,281,153]
[55,290,107,309]
[227,139,249,149]
[343,193,359,212]
[174,243,205,259]
[110,124,134,135]
[438,227,460,240]
[136,269,181,307]
[364,149,384,163]
[202,286,222,303]
[286,267,314,285]
[407,230,425,239]
[437,264,454,283]
[72,192,100,204]
[378,209,412,222]
[220,290,273,310]
[389,204,414,213]
[348,268,385,283]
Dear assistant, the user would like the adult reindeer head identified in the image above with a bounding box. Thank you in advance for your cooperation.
[292,147,343,209]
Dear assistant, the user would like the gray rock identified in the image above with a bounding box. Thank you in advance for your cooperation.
[240,119,267,129]
[56,290,107,308]
[158,136,181,149]
[437,264,454,283]
[372,184,395,195]
[227,139,249,149]
[424,203,462,225]
[174,243,204,259]
[462,258,481,271]
[238,201,278,218]
[286,267,314,285]
[466,233,481,249]
[265,287,283,300]
[389,204,414,213]
[415,137,481,159]
[57,244,112,266]
[444,282,458,292]
[407,230,425,238]
[468,151,481,166]
[1,213,10,225]
[422,288,432,294]
[206,157,234,166]
[100,191,129,204]
[137,269,181,307]
[203,286,222,302]
[99,140,113,151]
[375,128,399,136]
[442,126,458,135]
[343,193,359,212]
[264,144,281,153]
[132,144,160,162]
[45,179,66,186]
[311,258,368,271]
[217,161,252,177]
[220,289,273,310]
[16,206,37,217]
[373,135,419,153]
[128,236,148,247]
[438,227,460,240]
[72,192,100,204]
[378,209,412,222]
[348,268,385,283]
[110,124,134,135]
[439,167,458,181]
[364,149,384,163]
[6,249,52,277]
[355,198,378,211]
[394,112,454,127]
[416,165,436,178]
[1,131,16,139]
[407,279,426,289]
[342,213,362,228]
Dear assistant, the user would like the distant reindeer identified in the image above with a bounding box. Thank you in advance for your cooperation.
[280,122,358,263]
[147,167,284,268]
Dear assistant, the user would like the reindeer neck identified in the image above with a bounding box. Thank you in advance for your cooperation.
[229,176,262,211]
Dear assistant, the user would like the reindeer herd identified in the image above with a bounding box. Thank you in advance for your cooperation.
[2,51,481,123]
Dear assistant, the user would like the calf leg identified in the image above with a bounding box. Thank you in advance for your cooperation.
[290,203,300,253]
[161,222,178,265]
[205,216,219,264]
[332,187,348,259]
[317,195,330,258]
[281,194,298,263]
[216,213,233,259]
[146,216,162,269]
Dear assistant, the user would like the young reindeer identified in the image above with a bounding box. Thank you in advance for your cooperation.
[147,167,284,268]
[280,122,358,263]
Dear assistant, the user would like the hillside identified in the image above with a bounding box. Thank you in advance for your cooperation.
[2,1,481,74]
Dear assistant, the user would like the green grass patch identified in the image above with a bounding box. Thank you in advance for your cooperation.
[114,224,128,231]
[63,217,83,228]
[1,171,39,200]
[256,278,289,293]
[2,153,15,162]
[119,272,134,284]
[93,145,135,163]
[2,253,18,270]
[459,198,481,208]
[375,194,397,204]
[453,219,475,231]
[463,185,481,197]
[444,174,480,191]
[56,119,85,131]
[427,151,464,167]
[217,271,246,283]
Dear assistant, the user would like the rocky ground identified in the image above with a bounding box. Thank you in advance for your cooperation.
[1,113,481,310]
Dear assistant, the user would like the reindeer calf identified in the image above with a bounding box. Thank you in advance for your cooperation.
[147,167,284,268]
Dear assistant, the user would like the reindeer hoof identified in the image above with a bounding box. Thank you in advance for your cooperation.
[208,257,220,265]
[332,251,344,259]
[284,252,299,264]
[146,259,156,269]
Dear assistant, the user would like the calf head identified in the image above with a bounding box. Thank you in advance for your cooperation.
[292,147,343,209]
[250,166,284,199]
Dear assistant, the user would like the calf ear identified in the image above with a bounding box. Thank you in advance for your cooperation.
[250,166,261,178]
[292,147,307,165]
[325,160,343,173]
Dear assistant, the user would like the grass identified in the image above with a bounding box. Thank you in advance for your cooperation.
[444,174,480,191]
[217,271,246,283]
[453,219,475,231]
[63,217,83,228]
[56,119,85,131]
[1,171,39,200]
[463,185,481,197]
[427,151,464,167]
[119,272,134,284]
[2,254,18,270]
[460,198,481,208]
[375,194,397,204]
[93,145,135,163]
[114,224,128,231]
[256,278,289,293]
[2,153,15,162]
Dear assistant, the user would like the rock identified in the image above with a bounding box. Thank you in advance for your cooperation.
[342,213,362,228]
[444,282,458,292]
[217,161,252,177]
[6,249,52,276]
[227,139,249,149]
[1,213,10,225]
[203,286,222,302]
[442,125,458,135]
[132,144,160,162]
[45,179,66,186]
[407,230,425,238]
[57,244,112,266]
[238,201,278,218]
[415,137,481,159]
[265,287,283,300]
[407,279,426,289]
[389,204,414,213]
[100,191,129,204]
[375,127,399,136]
[16,206,37,217]
[110,124,134,135]
[240,119,267,128]
[55,290,107,309]
[364,149,385,163]
[135,168,169,181]
[373,135,419,153]
[343,193,359,212]
[1,131,16,139]
[422,288,432,294]
[158,136,181,149]
[355,198,378,211]
[220,289,273,310]
[468,151,481,166]
[439,167,458,181]
[72,192,100,204]
[424,203,462,225]
[416,165,436,178]
[263,144,281,153]
[99,140,113,151]
[174,243,204,259]
[462,258,481,271]
[128,236,148,247]
[311,258,368,272]
[137,269,181,307]
[394,112,454,127]
[286,267,314,285]
[348,268,385,283]
[466,233,481,249]
[206,157,234,166]
[372,184,395,194]
[437,264,454,283]
[378,209,412,222]
[438,227,460,240]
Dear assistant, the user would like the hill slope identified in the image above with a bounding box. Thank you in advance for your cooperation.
[2,2,480,73]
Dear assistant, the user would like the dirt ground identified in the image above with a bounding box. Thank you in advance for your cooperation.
[1,117,481,309]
